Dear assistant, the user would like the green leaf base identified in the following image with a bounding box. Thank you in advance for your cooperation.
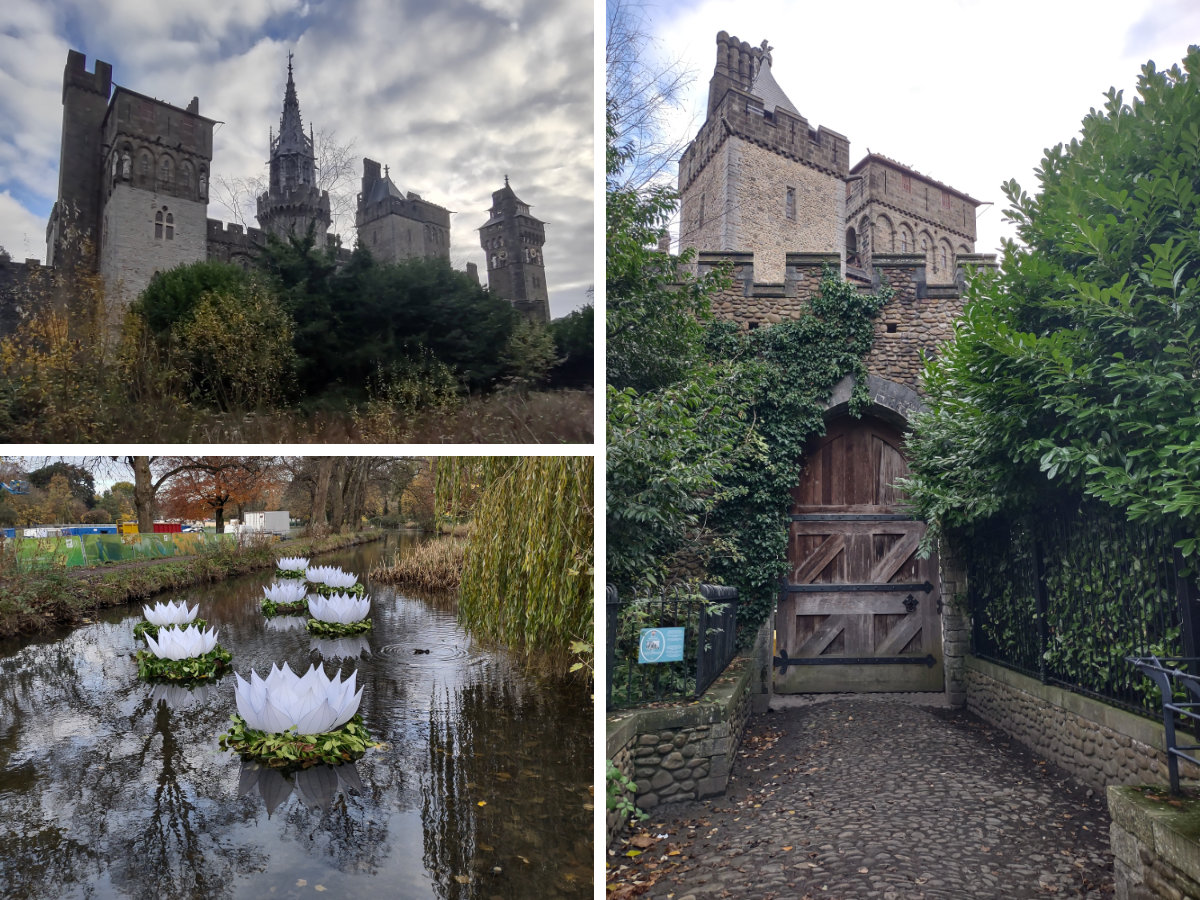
[306,618,373,637]
[261,599,309,617]
[133,619,208,642]
[218,714,378,771]
[276,569,308,579]
[310,582,366,597]
[136,646,233,682]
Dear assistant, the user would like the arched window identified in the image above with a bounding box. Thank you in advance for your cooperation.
[139,151,153,185]
[159,155,173,187]
[180,161,194,193]
[165,211,174,241]
[876,215,895,252]
[845,227,858,264]
[698,194,705,229]
[155,206,174,240]
[154,209,163,240]
[899,225,912,252]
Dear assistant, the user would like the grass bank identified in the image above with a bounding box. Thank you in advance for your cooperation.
[0,531,382,639]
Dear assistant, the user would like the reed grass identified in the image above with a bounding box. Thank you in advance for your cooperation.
[371,536,467,592]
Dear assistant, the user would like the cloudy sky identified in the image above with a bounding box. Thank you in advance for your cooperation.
[618,0,1200,260]
[0,0,594,318]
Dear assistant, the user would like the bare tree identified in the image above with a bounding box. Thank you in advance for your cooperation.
[606,0,696,192]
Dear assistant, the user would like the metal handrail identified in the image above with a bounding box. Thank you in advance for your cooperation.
[1127,656,1200,793]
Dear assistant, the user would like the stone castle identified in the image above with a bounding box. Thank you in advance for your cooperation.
[679,31,995,394]
[3,49,550,326]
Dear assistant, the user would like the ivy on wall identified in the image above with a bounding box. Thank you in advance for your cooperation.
[704,274,889,642]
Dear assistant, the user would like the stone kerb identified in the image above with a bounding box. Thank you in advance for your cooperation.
[606,642,759,850]
[964,655,1198,790]
[1109,786,1200,899]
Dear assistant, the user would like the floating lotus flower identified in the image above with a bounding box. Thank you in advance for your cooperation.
[145,601,198,626]
[306,565,365,597]
[234,662,362,733]
[133,600,205,641]
[261,579,310,616]
[147,625,218,659]
[219,663,377,770]
[135,625,232,681]
[277,556,310,578]
[307,592,372,637]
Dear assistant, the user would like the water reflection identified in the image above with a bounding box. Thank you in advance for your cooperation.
[0,533,591,899]
[264,615,307,633]
[311,635,372,660]
[149,681,219,710]
[237,760,365,815]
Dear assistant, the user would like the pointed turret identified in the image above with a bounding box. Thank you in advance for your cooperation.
[257,53,331,241]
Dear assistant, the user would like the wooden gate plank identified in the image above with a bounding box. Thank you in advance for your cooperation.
[867,530,921,584]
[874,615,924,656]
[792,533,845,584]
[796,615,847,656]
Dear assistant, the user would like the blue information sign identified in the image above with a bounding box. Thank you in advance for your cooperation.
[638,627,685,663]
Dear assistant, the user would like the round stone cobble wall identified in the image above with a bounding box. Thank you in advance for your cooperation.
[964,661,1194,789]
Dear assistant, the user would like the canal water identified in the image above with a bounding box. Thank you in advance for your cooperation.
[0,535,592,899]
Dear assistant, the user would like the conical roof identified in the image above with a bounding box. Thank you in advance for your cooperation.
[750,58,799,116]
[275,53,310,157]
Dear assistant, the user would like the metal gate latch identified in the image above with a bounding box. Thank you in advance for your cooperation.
[903,594,918,613]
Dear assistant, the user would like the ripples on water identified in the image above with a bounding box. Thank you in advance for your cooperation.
[0,535,593,899]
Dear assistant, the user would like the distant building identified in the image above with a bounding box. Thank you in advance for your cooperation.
[479,177,550,323]
[5,49,550,326]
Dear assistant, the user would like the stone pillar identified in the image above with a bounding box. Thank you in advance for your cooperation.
[939,543,969,707]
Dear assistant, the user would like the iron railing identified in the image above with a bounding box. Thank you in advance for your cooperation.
[606,584,739,710]
[967,503,1199,717]
[1126,657,1200,793]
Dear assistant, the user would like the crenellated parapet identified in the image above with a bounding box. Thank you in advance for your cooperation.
[697,249,997,391]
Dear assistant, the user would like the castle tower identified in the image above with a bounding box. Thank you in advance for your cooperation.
[47,51,113,273]
[677,32,851,282]
[355,158,451,263]
[479,177,549,323]
[97,85,215,305]
[256,54,331,241]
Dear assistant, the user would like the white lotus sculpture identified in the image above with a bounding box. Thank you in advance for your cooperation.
[145,625,219,660]
[305,565,339,585]
[234,662,362,734]
[143,601,198,627]
[322,569,359,590]
[263,580,309,605]
[309,592,371,624]
[278,556,309,572]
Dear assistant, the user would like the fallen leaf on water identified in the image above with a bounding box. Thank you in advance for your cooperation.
[477,801,487,807]
[454,875,470,884]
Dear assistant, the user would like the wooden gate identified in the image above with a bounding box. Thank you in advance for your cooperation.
[774,416,943,692]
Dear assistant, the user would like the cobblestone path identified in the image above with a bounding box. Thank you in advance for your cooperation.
[608,696,1114,899]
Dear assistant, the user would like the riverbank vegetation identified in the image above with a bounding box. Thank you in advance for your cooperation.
[0,234,593,443]
[0,530,380,638]
[373,456,592,673]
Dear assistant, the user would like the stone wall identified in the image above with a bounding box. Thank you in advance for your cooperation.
[697,250,996,392]
[964,656,1192,790]
[1108,786,1200,900]
[100,184,207,305]
[606,624,768,850]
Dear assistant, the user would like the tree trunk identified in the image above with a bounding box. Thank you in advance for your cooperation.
[329,457,347,533]
[131,456,154,533]
[214,503,226,534]
[309,457,334,537]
